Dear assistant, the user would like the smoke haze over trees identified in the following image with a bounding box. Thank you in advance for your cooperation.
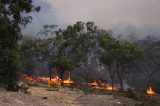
[1,0,160,96]
[21,21,160,93]
[24,0,160,39]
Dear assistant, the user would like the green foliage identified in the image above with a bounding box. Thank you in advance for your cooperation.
[0,0,39,90]
[57,21,98,66]
[20,21,147,91]
[53,58,74,70]
[126,88,136,99]
[20,39,36,75]
[0,49,20,90]
[98,33,144,90]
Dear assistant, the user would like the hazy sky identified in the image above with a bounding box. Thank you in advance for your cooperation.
[23,0,160,38]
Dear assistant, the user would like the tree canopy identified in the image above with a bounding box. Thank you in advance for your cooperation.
[0,0,40,90]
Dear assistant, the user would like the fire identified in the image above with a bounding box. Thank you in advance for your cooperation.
[90,81,98,86]
[147,86,156,95]
[21,72,74,85]
[89,80,116,91]
[21,74,117,91]
[106,85,113,91]
[62,72,74,84]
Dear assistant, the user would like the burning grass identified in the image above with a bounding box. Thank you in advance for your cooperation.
[88,80,118,91]
[21,73,74,86]
[21,74,158,96]
[21,74,118,92]
[20,73,160,106]
[147,86,156,95]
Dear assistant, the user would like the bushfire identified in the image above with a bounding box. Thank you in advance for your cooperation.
[88,80,117,91]
[21,74,118,91]
[21,73,74,85]
[21,74,159,95]
[147,86,156,95]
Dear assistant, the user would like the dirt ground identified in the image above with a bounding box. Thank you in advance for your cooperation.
[0,86,140,106]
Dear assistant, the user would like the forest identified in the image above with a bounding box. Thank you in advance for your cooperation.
[20,22,160,92]
[0,0,160,106]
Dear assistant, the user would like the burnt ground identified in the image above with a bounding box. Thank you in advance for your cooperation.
[0,86,141,106]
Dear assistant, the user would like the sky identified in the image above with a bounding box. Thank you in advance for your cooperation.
[23,0,160,39]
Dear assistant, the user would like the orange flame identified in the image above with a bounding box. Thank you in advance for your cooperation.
[90,81,98,86]
[147,87,156,95]
[21,74,117,91]
[89,80,116,91]
[106,84,113,91]
[62,72,74,84]
[21,73,74,85]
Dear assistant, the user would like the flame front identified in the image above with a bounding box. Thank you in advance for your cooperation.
[106,85,113,90]
[62,72,74,84]
[21,73,74,85]
[147,87,156,95]
[89,80,116,91]
[21,74,117,91]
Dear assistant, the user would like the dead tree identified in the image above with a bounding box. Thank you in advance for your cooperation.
[144,70,156,100]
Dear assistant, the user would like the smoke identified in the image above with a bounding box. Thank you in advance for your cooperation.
[22,0,66,36]
[24,0,160,38]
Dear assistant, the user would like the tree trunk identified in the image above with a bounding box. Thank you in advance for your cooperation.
[48,64,52,81]
[106,62,117,91]
[144,71,155,101]
[48,56,52,80]
[109,70,115,91]
[85,69,89,82]
[60,71,64,81]
[83,63,89,82]
[111,79,114,91]
[117,66,124,91]
[120,78,124,91]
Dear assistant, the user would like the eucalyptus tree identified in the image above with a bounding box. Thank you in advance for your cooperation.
[98,33,118,90]
[99,34,144,91]
[0,0,40,90]
[115,40,144,90]
[135,36,160,93]
[32,38,59,80]
[21,38,36,76]
[21,25,72,81]
[56,21,98,81]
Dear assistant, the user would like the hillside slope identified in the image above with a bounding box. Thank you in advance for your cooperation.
[0,86,141,106]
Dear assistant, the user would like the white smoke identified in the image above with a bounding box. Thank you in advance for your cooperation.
[24,0,160,38]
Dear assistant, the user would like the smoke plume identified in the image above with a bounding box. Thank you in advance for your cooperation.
[24,0,160,38]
